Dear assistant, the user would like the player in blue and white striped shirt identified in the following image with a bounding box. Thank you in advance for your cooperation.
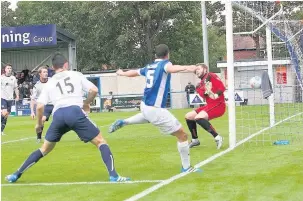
[109,44,201,173]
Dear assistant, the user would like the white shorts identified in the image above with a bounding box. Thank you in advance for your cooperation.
[140,102,182,134]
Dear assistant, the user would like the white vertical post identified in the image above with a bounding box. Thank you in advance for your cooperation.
[201,1,209,69]
[225,0,236,149]
[266,26,275,127]
[68,42,73,71]
[68,41,77,71]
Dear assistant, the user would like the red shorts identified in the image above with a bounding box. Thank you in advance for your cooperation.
[195,102,226,120]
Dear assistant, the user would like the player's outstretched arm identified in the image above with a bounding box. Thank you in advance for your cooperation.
[116,69,139,77]
[165,63,197,73]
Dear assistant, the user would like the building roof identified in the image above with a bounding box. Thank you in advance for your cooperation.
[56,26,76,43]
[216,58,291,68]
[233,35,265,50]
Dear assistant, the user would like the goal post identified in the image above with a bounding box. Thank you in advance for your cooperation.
[224,1,303,147]
[225,0,236,149]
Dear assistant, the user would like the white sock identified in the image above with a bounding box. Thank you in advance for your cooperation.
[177,141,190,169]
[124,113,149,125]
[215,135,221,140]
[192,138,199,143]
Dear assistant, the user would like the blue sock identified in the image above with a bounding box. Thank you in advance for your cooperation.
[1,116,7,132]
[99,144,118,177]
[15,149,44,177]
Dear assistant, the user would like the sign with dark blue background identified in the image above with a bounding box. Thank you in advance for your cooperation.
[1,24,57,48]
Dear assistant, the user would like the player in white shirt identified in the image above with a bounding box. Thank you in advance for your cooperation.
[30,66,54,143]
[1,64,19,135]
[6,53,130,183]
[109,44,201,173]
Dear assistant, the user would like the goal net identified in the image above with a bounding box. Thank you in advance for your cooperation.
[227,1,303,146]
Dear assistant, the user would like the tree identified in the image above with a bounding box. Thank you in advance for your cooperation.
[1,1,15,27]
[282,2,303,20]
[11,1,226,72]
[14,1,115,69]
[107,1,203,67]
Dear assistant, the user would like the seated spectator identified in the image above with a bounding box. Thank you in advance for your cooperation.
[104,91,114,112]
[46,65,55,77]
[18,72,25,85]
[22,69,30,78]
[16,72,21,79]
[32,71,40,85]
[19,81,31,99]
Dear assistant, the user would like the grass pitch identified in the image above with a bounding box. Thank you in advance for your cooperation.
[1,106,302,201]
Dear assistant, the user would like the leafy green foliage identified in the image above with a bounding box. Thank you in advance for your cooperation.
[1,1,226,71]
[1,1,15,27]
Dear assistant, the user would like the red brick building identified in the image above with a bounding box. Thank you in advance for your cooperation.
[225,35,266,60]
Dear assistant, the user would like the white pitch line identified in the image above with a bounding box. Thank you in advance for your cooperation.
[1,180,164,187]
[124,112,303,201]
[1,137,36,144]
[1,124,112,145]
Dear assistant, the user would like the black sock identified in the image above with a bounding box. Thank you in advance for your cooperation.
[186,119,198,139]
[195,118,218,138]
[1,116,8,132]
[99,144,118,177]
[1,115,4,132]
[15,149,44,177]
[37,126,44,139]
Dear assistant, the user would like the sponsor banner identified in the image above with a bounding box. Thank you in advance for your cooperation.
[2,24,57,48]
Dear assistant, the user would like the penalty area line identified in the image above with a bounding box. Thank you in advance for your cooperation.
[2,180,164,187]
[1,137,36,144]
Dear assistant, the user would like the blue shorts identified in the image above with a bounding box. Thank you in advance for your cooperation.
[1,99,14,113]
[44,105,54,121]
[45,106,100,143]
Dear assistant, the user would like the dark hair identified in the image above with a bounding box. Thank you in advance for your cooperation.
[52,53,67,69]
[155,44,169,58]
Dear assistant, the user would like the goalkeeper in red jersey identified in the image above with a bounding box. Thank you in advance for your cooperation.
[185,63,226,149]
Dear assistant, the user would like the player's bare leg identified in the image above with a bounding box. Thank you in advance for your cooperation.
[108,113,148,133]
[172,128,201,173]
[91,133,130,182]
[194,111,223,149]
[5,140,55,183]
[185,110,200,148]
